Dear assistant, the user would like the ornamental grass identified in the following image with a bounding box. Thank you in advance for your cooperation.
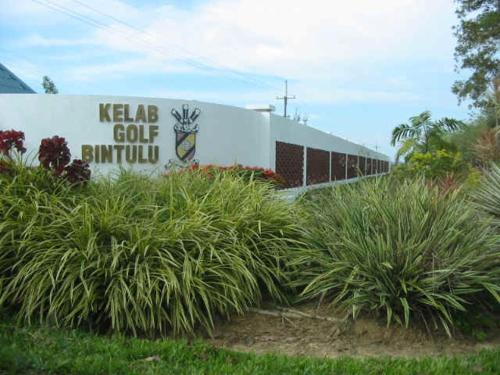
[473,163,500,229]
[290,177,500,335]
[0,167,301,336]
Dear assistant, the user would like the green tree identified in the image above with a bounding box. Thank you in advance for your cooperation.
[42,76,58,94]
[452,0,500,115]
[391,111,463,163]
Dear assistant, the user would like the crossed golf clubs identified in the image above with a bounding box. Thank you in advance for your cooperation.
[171,104,200,132]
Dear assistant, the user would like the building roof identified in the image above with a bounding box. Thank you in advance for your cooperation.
[0,63,36,94]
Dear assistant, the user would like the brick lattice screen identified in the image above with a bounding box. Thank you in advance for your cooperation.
[347,154,358,179]
[307,147,330,185]
[358,156,366,176]
[331,151,346,180]
[275,141,304,188]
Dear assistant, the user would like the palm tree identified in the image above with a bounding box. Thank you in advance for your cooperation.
[391,111,463,163]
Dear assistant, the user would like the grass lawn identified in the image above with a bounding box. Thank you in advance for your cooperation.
[0,319,499,375]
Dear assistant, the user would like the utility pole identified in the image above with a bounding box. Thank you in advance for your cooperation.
[276,80,295,117]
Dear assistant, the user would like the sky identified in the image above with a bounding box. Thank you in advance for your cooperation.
[0,0,475,158]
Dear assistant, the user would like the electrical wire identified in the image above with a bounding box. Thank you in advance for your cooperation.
[31,0,283,91]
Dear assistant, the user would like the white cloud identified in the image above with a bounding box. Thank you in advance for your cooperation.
[5,0,458,105]
[131,0,456,76]
[87,0,457,97]
[66,58,199,81]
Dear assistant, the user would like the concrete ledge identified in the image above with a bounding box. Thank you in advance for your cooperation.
[278,173,389,200]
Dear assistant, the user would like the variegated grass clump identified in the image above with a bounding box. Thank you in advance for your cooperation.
[473,163,500,229]
[0,168,301,335]
[291,177,500,335]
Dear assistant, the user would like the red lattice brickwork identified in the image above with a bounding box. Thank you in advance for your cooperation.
[307,147,330,185]
[275,141,304,188]
[358,156,366,176]
[382,160,389,173]
[366,158,373,175]
[347,154,358,179]
[331,151,346,180]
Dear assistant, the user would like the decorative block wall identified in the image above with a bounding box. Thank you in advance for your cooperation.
[347,154,358,179]
[275,141,304,188]
[275,141,389,188]
[306,147,330,185]
[331,151,346,180]
[358,156,366,176]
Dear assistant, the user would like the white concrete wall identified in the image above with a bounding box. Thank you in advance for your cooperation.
[0,94,271,175]
[0,94,389,179]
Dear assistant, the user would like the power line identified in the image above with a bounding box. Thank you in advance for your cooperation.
[31,0,282,91]
[32,0,109,30]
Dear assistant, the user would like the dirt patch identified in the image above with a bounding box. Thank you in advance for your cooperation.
[205,304,500,358]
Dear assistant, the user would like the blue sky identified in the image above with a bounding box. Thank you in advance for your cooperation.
[0,0,474,158]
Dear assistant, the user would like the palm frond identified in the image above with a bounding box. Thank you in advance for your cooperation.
[391,124,421,146]
[395,138,418,163]
[435,118,465,133]
[409,111,432,127]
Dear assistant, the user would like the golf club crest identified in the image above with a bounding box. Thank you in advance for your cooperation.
[171,104,201,162]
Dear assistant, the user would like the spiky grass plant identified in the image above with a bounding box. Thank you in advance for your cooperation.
[0,168,301,335]
[473,163,500,229]
[291,177,500,335]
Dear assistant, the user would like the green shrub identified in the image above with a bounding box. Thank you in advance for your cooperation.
[0,168,301,335]
[393,149,467,180]
[291,177,500,335]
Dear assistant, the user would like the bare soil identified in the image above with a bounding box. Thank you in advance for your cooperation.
[205,304,500,358]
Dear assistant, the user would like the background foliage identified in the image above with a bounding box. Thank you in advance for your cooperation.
[452,0,500,114]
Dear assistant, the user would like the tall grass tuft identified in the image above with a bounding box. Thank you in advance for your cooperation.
[473,163,500,229]
[291,177,500,335]
[0,168,301,335]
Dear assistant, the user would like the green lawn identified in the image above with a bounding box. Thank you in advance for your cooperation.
[0,320,499,375]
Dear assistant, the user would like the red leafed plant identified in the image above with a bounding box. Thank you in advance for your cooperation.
[1,131,90,185]
[64,159,91,185]
[0,129,26,157]
[39,136,71,175]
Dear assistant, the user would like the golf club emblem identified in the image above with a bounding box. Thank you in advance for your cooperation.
[171,104,201,162]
